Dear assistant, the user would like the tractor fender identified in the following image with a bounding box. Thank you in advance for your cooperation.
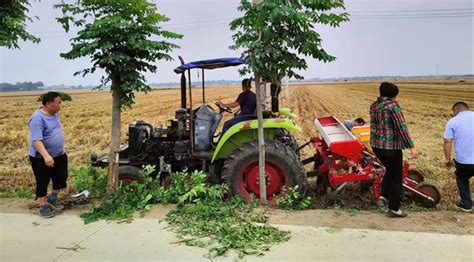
[211,118,302,162]
[279,107,298,120]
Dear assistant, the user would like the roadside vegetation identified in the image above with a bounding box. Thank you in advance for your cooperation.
[74,164,303,258]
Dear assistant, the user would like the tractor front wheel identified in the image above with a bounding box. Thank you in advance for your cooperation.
[221,140,307,205]
[118,166,145,185]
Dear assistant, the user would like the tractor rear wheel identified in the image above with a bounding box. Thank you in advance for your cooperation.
[118,166,145,185]
[221,140,307,205]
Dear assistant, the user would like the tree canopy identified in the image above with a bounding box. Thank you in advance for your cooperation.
[0,0,40,49]
[55,0,182,109]
[230,0,349,84]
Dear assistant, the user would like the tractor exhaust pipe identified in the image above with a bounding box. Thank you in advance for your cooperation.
[178,56,186,109]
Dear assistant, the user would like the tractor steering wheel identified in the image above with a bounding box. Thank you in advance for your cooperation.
[215,102,233,113]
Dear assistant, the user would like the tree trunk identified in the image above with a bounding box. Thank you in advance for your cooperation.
[108,78,121,192]
[253,0,265,204]
[254,73,267,205]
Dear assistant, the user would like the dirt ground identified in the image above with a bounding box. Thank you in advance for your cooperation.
[1,198,472,236]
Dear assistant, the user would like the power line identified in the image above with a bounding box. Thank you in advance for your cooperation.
[351,14,473,20]
[354,12,474,17]
[166,17,233,27]
[350,8,473,13]
[165,21,231,30]
[30,8,474,38]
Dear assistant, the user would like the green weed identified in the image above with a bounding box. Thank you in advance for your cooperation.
[347,208,362,217]
[333,204,342,217]
[325,227,342,233]
[70,163,108,197]
[275,186,312,210]
[0,190,33,198]
[367,222,379,230]
[404,203,431,212]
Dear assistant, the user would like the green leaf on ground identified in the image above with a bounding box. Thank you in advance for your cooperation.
[325,227,342,234]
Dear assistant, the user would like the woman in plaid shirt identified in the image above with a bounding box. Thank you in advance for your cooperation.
[370,82,418,218]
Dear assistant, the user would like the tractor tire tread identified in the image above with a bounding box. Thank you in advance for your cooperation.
[118,166,145,184]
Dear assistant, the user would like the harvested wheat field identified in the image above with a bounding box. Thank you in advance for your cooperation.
[1,79,473,208]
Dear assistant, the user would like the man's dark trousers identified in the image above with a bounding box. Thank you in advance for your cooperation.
[455,160,474,209]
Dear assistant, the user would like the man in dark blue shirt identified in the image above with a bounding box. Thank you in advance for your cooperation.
[216,79,257,135]
[216,78,256,115]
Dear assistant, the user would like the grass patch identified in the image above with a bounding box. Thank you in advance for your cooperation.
[444,205,457,212]
[404,203,432,212]
[325,227,342,234]
[0,190,33,198]
[346,208,362,217]
[333,204,342,217]
[367,222,379,230]
[0,191,16,198]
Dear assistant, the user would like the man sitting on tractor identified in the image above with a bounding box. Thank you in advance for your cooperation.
[216,78,257,134]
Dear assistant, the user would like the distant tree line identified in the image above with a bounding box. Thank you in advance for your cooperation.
[0,81,44,92]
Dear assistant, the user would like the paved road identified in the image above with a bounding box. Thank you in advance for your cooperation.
[1,213,472,261]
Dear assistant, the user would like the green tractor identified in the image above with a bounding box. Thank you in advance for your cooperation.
[92,57,307,204]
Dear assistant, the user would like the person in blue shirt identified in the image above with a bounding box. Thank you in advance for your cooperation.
[29,92,68,218]
[343,117,366,131]
[443,101,474,213]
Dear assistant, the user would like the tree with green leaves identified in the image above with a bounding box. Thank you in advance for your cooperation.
[230,0,348,203]
[55,0,182,191]
[0,0,40,49]
[231,0,348,86]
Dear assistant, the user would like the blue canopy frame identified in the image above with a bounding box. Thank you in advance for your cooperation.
[174,57,244,154]
[174,57,244,74]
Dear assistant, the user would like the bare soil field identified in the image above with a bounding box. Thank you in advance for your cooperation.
[1,79,473,210]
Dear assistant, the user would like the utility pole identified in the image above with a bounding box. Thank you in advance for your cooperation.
[252,0,267,205]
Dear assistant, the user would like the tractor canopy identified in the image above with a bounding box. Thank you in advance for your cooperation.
[174,57,244,74]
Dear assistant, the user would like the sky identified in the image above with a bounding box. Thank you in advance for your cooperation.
[0,0,472,86]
